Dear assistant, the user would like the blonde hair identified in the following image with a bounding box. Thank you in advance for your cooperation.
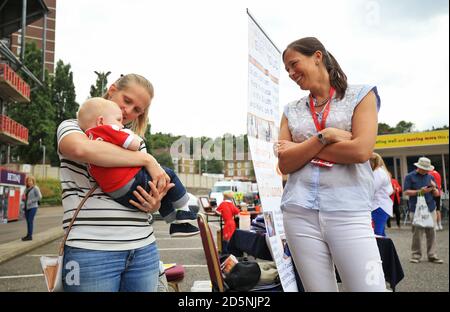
[104,73,154,137]
[26,175,36,186]
[370,152,390,176]
[77,97,120,131]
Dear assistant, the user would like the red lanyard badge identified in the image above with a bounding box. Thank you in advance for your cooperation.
[309,87,335,131]
[309,87,335,168]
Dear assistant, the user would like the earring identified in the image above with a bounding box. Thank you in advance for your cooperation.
[315,61,319,66]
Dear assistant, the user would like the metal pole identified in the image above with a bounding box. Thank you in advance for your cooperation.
[41,12,47,81]
[43,145,46,179]
[20,0,27,62]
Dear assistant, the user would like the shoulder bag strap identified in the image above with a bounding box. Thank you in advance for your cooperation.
[58,185,98,256]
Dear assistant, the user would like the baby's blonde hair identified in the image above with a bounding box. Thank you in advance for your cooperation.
[223,191,235,200]
[77,97,120,131]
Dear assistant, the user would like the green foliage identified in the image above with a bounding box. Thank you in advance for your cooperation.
[378,122,393,134]
[90,71,111,97]
[378,121,415,134]
[146,132,180,150]
[37,178,62,206]
[51,60,78,164]
[154,152,174,169]
[427,125,449,131]
[394,120,414,133]
[53,60,78,125]
[7,42,56,164]
[6,43,78,166]
[145,132,249,174]
[204,158,224,174]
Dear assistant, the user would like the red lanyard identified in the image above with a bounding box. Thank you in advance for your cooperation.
[309,87,335,131]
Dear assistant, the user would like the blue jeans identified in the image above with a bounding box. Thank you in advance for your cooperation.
[24,208,37,237]
[113,167,188,223]
[63,242,160,292]
[371,208,390,237]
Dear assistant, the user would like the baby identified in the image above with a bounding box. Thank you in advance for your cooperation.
[77,97,199,237]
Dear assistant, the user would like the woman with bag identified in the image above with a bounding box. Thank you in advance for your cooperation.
[21,175,42,241]
[57,74,174,291]
[276,37,386,291]
[403,157,443,264]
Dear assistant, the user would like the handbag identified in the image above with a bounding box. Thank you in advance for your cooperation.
[223,256,261,291]
[40,186,97,292]
[412,195,434,228]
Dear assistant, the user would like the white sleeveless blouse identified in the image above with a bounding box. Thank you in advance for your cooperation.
[281,85,381,212]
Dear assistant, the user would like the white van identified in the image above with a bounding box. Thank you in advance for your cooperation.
[209,180,252,206]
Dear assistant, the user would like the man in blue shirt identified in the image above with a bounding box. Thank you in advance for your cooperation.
[404,157,443,264]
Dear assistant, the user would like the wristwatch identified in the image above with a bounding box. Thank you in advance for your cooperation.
[317,132,328,145]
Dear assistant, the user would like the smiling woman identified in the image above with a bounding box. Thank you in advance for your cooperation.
[104,74,154,136]
[277,36,386,292]
[57,73,173,292]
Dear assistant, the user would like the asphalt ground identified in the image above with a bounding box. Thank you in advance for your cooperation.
[0,206,448,292]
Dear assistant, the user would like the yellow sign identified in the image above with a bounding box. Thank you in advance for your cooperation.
[375,130,449,149]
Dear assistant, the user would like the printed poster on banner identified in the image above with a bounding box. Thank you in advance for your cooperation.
[247,11,298,292]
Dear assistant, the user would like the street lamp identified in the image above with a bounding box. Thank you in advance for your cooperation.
[94,71,112,95]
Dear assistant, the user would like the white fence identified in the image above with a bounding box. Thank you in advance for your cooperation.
[2,164,220,189]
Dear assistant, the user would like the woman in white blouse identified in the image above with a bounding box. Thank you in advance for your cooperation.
[369,153,394,237]
[277,37,386,291]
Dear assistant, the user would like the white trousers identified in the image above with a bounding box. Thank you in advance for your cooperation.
[283,206,386,292]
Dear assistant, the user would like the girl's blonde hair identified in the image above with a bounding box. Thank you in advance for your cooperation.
[370,152,391,177]
[104,73,154,137]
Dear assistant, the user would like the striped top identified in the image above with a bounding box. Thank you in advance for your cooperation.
[281,85,380,213]
[57,119,155,251]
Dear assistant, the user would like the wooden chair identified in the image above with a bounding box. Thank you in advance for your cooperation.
[197,213,225,292]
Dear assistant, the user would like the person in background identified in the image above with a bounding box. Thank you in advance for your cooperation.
[428,169,443,231]
[22,175,42,241]
[216,191,240,254]
[1,187,8,224]
[404,157,443,264]
[369,153,393,237]
[388,174,402,229]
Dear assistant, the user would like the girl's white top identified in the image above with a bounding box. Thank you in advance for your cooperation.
[371,167,394,216]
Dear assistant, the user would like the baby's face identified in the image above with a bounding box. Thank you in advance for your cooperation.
[102,107,124,128]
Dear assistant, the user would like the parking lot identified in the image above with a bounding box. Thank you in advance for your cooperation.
[0,210,448,292]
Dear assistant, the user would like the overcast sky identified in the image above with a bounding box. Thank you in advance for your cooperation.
[54,0,449,138]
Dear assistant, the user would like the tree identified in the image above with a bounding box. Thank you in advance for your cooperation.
[378,122,394,135]
[90,71,111,97]
[394,121,414,133]
[7,42,56,164]
[53,60,78,125]
[154,152,174,169]
[51,60,78,165]
[428,125,449,131]
[206,159,224,174]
